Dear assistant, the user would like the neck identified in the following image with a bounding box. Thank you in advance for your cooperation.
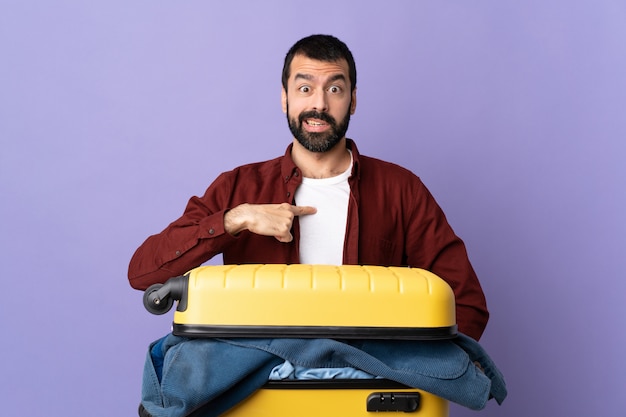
[291,138,351,179]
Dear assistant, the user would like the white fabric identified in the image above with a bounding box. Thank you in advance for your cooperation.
[295,155,352,265]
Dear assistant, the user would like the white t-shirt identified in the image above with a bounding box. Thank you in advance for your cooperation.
[295,156,352,265]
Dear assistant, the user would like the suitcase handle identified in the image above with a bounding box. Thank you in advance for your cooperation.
[367,392,421,412]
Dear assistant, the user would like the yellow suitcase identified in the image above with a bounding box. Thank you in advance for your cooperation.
[222,380,449,416]
[143,264,456,416]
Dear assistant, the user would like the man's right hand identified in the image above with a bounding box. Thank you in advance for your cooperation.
[224,203,317,242]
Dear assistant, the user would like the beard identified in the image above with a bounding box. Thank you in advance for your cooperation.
[286,102,351,153]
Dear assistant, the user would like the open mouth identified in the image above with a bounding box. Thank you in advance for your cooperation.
[305,119,327,126]
[303,119,330,132]
[296,111,335,134]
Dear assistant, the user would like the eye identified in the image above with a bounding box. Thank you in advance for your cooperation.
[328,85,342,94]
[298,85,311,93]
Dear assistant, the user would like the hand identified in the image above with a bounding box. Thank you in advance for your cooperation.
[224,203,317,242]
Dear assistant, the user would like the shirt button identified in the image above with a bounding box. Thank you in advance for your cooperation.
[209,228,215,235]
[175,250,181,256]
[286,192,291,198]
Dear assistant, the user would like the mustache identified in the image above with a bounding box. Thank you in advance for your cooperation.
[298,110,336,125]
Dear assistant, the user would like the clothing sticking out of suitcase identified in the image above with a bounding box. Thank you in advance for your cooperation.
[142,264,460,416]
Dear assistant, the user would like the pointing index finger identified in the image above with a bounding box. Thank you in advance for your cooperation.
[293,205,317,216]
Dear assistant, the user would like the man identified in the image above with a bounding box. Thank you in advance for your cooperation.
[128,34,489,341]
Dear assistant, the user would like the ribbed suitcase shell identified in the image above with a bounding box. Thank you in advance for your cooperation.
[173,264,457,340]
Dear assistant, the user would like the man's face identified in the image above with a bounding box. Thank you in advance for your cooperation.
[282,55,357,152]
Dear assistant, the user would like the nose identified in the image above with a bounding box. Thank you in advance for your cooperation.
[311,89,328,112]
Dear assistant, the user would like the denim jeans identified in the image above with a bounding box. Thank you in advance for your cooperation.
[141,333,506,417]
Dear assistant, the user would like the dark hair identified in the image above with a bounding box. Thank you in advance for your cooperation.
[282,34,357,92]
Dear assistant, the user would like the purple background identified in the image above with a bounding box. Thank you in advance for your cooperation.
[2,1,625,416]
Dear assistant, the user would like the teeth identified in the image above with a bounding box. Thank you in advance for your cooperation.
[307,120,324,126]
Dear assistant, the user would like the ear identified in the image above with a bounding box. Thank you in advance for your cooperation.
[350,87,357,115]
[281,88,287,114]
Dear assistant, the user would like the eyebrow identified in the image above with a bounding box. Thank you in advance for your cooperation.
[294,73,347,84]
